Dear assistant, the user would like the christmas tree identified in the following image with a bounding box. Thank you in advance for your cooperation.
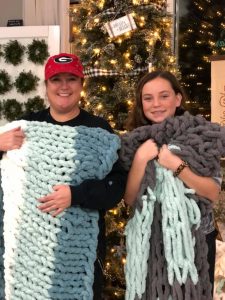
[179,0,225,119]
[70,0,177,130]
[70,0,177,298]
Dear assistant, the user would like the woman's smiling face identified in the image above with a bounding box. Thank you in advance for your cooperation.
[141,77,182,123]
[46,72,83,115]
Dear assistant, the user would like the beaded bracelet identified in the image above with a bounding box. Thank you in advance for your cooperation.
[174,161,189,177]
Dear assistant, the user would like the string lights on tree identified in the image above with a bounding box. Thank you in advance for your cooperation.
[70,0,177,298]
[179,0,225,120]
[70,0,177,131]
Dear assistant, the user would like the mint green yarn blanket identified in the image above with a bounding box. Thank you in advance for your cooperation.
[0,120,120,300]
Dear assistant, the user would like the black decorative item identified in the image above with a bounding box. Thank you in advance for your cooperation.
[7,19,23,27]
[2,99,23,121]
[27,39,49,65]
[3,40,25,66]
[24,96,46,114]
[0,44,3,57]
[0,70,13,94]
[14,71,39,94]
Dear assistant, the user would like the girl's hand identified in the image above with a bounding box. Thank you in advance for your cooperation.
[135,139,158,164]
[123,139,158,206]
[158,144,182,171]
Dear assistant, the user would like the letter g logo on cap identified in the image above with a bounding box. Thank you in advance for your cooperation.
[54,56,73,63]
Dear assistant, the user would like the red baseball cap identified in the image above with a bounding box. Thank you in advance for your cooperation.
[44,53,84,80]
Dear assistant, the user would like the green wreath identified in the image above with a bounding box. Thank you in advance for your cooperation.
[24,96,46,114]
[2,99,24,121]
[3,40,25,66]
[27,39,49,64]
[14,71,39,94]
[0,70,13,94]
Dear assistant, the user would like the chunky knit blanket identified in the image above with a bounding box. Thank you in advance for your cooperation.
[0,120,120,300]
[119,112,225,300]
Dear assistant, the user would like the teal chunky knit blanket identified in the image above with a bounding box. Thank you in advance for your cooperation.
[0,120,120,300]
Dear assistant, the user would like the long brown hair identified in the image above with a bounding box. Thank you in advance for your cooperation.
[126,71,188,130]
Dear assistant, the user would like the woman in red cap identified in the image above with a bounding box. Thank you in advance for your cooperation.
[0,53,127,300]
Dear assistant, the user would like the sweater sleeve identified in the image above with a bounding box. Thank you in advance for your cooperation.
[70,159,127,210]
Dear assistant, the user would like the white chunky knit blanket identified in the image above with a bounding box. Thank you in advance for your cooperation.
[0,120,120,300]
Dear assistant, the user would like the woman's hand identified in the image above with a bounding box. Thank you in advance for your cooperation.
[38,185,72,217]
[158,144,182,172]
[0,127,25,151]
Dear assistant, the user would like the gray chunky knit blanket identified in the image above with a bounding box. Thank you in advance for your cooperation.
[119,112,225,300]
[0,120,120,300]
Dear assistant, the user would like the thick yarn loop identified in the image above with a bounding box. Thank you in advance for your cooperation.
[120,112,225,300]
[125,163,200,300]
[0,120,120,300]
[157,166,200,286]
[125,191,156,300]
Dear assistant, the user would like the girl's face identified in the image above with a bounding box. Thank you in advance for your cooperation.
[141,77,182,123]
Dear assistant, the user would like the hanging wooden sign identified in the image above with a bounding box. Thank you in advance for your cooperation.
[210,55,225,126]
[105,14,137,38]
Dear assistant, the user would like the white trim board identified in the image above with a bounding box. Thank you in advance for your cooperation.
[0,25,60,55]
